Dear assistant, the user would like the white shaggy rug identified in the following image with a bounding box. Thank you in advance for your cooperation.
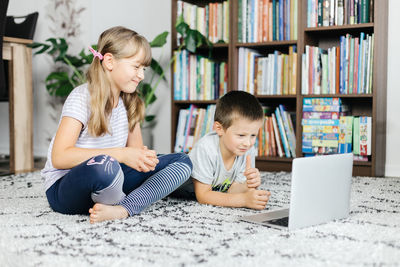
[0,171,399,267]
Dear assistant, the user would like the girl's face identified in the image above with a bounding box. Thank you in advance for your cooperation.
[108,48,147,95]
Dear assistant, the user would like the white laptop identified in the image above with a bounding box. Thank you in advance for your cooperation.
[239,153,353,230]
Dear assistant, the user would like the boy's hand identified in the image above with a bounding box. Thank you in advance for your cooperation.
[244,189,271,210]
[244,155,261,189]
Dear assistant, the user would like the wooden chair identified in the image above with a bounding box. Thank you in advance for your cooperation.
[5,12,39,40]
[0,11,38,101]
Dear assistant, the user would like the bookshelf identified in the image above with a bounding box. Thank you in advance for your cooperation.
[170,0,388,177]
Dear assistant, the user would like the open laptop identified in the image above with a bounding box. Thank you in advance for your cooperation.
[240,153,353,230]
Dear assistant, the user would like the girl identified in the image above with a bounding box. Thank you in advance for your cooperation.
[41,26,192,223]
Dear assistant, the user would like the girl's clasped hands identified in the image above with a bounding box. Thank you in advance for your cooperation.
[125,146,159,172]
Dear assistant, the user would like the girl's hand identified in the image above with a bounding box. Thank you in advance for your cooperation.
[244,155,261,189]
[123,146,159,172]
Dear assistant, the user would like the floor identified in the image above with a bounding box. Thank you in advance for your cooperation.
[0,154,46,175]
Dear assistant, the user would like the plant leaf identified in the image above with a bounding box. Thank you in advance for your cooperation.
[145,115,155,122]
[150,59,165,79]
[185,30,197,53]
[32,43,51,55]
[147,94,157,105]
[55,38,68,61]
[150,31,169,48]
[176,20,189,37]
[45,71,73,97]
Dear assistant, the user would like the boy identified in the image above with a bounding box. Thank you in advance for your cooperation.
[174,91,270,210]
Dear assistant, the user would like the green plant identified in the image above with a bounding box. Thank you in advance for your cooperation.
[30,19,212,123]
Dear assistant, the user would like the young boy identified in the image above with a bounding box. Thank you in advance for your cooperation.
[173,91,270,210]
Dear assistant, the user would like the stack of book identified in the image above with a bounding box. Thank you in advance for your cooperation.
[307,0,373,27]
[301,32,374,95]
[338,115,354,153]
[238,0,298,43]
[174,104,216,153]
[177,0,229,44]
[302,97,348,155]
[173,50,228,101]
[353,116,372,161]
[258,104,296,158]
[238,46,297,95]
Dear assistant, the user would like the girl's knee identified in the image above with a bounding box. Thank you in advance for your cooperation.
[176,153,193,170]
[87,155,122,188]
[88,155,126,205]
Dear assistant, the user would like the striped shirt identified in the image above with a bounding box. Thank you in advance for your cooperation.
[41,84,129,190]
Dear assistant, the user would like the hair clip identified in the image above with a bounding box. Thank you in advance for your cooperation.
[88,46,103,60]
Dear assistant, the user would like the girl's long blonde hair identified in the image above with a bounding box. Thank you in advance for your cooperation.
[86,26,152,137]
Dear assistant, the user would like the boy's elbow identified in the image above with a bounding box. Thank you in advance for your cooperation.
[194,191,210,205]
[196,196,208,205]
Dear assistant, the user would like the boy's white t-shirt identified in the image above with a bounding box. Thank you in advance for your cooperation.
[188,131,256,192]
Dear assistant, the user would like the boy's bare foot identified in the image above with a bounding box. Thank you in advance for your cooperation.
[88,203,129,224]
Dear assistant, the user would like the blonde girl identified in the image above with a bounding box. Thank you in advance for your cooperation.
[42,26,192,223]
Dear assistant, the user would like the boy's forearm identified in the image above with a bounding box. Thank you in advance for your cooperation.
[227,182,249,194]
[195,190,247,208]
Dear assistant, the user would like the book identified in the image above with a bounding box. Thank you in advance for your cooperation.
[271,113,284,157]
[174,109,190,153]
[279,105,296,157]
[275,107,291,157]
[359,116,372,156]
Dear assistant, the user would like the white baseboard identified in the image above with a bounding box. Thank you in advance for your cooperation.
[385,164,400,178]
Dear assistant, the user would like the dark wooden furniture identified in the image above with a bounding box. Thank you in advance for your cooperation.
[170,0,388,176]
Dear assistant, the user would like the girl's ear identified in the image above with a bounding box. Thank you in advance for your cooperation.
[102,52,114,71]
[213,121,225,136]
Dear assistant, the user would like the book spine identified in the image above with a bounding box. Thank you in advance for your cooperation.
[275,107,291,157]
[279,105,296,157]
[302,118,340,126]
[271,113,284,157]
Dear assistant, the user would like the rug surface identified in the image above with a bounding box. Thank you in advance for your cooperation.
[0,171,399,267]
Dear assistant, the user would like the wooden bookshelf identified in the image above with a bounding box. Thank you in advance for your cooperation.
[170,0,388,177]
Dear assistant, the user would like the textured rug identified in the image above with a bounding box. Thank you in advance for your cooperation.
[0,171,399,267]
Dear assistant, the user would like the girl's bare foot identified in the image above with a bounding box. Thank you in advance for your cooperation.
[88,203,129,224]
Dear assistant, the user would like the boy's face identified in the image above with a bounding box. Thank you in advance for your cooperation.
[215,117,263,157]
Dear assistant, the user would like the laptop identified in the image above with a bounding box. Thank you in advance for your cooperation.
[239,153,353,230]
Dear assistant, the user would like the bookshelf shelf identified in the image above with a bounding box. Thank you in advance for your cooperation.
[236,40,298,47]
[354,161,372,166]
[301,94,373,98]
[256,156,293,162]
[256,95,297,99]
[171,0,387,177]
[174,100,218,105]
[305,23,374,33]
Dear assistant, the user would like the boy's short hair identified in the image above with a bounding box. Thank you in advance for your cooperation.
[214,91,264,129]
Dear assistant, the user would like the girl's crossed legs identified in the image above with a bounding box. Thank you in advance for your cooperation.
[46,153,192,223]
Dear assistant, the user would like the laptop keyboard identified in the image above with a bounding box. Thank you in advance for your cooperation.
[264,217,289,227]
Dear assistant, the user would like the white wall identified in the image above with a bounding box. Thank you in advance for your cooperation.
[1,0,399,177]
[386,0,400,177]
